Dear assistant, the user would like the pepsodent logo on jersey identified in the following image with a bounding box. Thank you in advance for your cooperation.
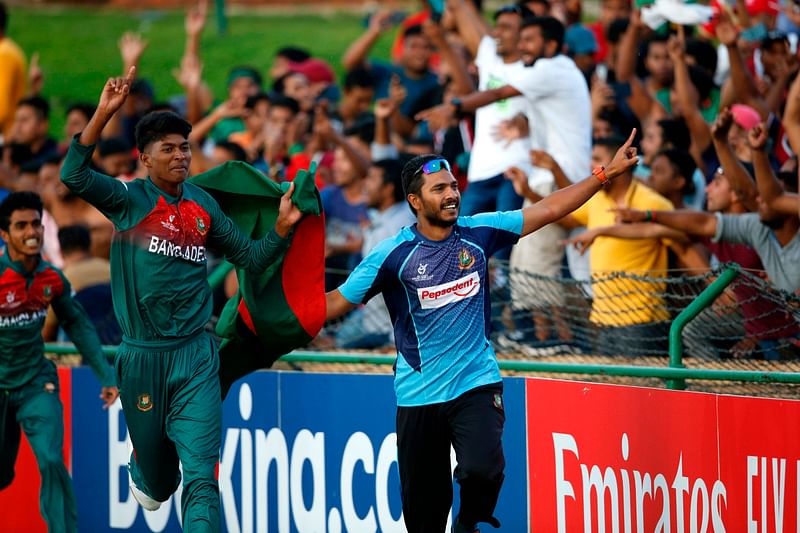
[417,271,480,309]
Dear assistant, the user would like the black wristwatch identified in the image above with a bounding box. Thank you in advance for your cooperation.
[450,97,463,117]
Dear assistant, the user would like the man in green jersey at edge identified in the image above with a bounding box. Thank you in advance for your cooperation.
[60,67,303,532]
[0,191,119,533]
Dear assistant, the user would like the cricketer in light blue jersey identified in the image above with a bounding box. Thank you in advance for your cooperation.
[339,212,523,406]
[325,132,639,533]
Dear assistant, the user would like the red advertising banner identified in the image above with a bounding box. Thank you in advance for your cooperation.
[526,378,800,532]
[0,367,71,533]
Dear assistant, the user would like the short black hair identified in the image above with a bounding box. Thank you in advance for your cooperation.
[98,137,131,158]
[687,64,714,103]
[58,224,91,255]
[344,67,378,91]
[215,141,248,162]
[0,2,7,34]
[685,38,718,77]
[344,116,375,144]
[607,17,630,44]
[269,94,300,115]
[134,111,192,152]
[373,159,405,204]
[778,170,798,194]
[401,154,443,216]
[657,148,696,196]
[657,118,691,151]
[496,3,535,21]
[593,135,627,153]
[403,24,425,39]
[18,96,49,120]
[66,102,96,122]
[0,191,43,232]
[245,92,271,110]
[275,46,311,63]
[521,16,565,50]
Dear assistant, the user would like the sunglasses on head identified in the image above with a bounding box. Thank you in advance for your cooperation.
[416,159,452,176]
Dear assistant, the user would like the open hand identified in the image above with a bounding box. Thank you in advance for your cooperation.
[119,32,148,69]
[415,103,454,131]
[185,0,208,36]
[504,166,532,198]
[563,229,599,255]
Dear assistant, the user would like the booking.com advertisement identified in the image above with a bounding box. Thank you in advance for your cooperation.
[5,369,800,532]
[68,369,527,532]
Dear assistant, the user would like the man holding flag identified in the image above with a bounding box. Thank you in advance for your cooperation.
[60,67,310,532]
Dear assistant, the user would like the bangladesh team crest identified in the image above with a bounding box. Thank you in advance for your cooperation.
[458,248,475,270]
[196,217,208,235]
[137,393,154,412]
[42,285,53,302]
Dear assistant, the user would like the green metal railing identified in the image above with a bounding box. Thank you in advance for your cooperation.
[667,264,742,390]
[45,263,800,390]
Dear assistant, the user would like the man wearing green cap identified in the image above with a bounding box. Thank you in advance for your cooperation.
[60,66,302,532]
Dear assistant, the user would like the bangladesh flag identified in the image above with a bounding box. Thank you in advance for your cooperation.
[190,161,325,397]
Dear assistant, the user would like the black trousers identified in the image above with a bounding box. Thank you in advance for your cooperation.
[396,382,505,533]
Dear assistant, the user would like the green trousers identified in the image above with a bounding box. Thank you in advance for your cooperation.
[116,332,222,532]
[0,359,77,533]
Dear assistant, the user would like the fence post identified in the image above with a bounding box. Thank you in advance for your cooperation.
[666,264,740,390]
[215,0,227,35]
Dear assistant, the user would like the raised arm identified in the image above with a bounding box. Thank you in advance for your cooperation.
[667,29,712,156]
[423,19,475,96]
[520,129,640,236]
[709,107,758,210]
[613,207,718,237]
[446,0,490,56]
[342,10,391,71]
[61,68,136,220]
[748,123,799,215]
[716,11,769,118]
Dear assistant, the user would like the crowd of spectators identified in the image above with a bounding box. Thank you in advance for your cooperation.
[1,0,799,358]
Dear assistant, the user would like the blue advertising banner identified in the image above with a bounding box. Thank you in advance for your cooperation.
[71,368,528,532]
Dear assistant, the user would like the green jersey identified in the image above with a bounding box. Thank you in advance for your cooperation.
[61,138,289,342]
[0,252,114,388]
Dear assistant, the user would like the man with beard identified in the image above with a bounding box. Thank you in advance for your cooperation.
[324,131,639,533]
[417,15,591,344]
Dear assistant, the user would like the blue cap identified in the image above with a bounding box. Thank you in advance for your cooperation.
[565,24,598,56]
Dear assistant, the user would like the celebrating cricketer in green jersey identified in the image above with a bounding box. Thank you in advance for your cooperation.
[60,66,303,532]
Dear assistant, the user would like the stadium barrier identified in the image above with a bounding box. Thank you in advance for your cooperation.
[3,369,800,532]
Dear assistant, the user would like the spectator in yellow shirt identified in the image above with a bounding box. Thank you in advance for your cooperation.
[568,137,674,355]
[0,3,26,138]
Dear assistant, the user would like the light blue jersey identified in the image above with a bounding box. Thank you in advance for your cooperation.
[339,211,524,406]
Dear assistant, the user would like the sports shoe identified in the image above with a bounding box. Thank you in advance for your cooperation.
[130,482,161,511]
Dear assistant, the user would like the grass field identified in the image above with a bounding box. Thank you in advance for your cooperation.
[7,6,392,135]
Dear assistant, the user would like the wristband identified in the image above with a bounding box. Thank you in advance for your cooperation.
[450,97,463,117]
[644,210,655,222]
[592,166,609,187]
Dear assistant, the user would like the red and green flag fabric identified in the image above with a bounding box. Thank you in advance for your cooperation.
[190,161,325,397]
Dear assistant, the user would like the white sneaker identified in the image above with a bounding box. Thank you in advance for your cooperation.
[130,482,161,511]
